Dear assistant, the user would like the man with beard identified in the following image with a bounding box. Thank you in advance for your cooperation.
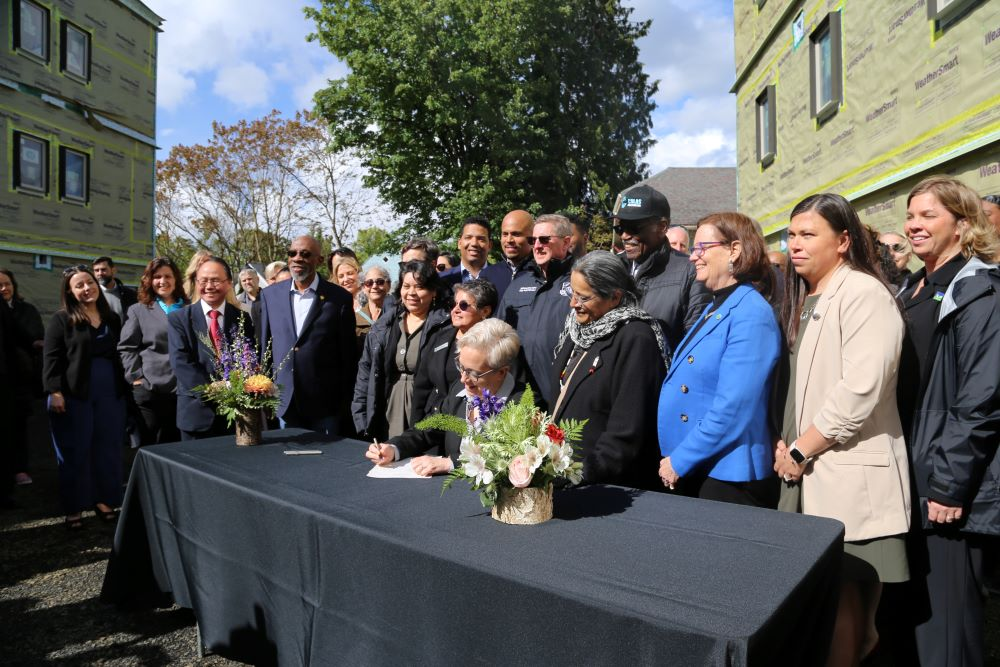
[614,184,709,354]
[92,256,137,322]
[259,235,357,434]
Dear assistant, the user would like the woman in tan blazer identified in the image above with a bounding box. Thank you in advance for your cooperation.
[774,193,910,667]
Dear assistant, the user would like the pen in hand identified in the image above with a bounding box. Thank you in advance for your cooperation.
[367,439,389,465]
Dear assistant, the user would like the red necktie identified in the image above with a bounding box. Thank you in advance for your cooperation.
[208,310,222,353]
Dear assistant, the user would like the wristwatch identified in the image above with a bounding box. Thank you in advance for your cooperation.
[788,441,812,465]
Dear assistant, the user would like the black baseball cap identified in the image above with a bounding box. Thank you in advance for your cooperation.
[613,184,671,221]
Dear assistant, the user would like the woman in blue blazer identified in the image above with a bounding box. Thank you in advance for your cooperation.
[657,212,781,508]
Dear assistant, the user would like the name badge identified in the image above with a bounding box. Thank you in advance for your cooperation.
[433,342,450,352]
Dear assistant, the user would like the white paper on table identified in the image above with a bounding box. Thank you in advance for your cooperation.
[366,459,432,479]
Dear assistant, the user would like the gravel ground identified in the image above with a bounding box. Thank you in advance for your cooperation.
[1,405,239,666]
[2,403,998,666]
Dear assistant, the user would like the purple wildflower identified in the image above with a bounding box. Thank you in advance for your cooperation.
[470,389,506,422]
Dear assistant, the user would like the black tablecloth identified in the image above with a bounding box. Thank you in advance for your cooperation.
[102,431,843,666]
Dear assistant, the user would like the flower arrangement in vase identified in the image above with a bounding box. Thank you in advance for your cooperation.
[416,386,585,524]
[193,319,282,445]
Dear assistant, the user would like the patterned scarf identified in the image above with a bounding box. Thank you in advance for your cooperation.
[554,295,671,369]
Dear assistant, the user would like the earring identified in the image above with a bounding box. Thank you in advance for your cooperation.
[727,259,734,274]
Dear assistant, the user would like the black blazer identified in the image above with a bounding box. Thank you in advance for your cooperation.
[259,278,358,421]
[167,302,252,433]
[549,320,666,490]
[411,325,460,423]
[390,379,528,463]
[42,310,126,399]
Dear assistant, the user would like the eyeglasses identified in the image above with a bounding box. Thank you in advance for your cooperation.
[527,236,553,245]
[454,359,501,382]
[436,264,449,271]
[287,249,314,259]
[196,278,227,287]
[363,278,388,288]
[612,220,655,236]
[570,291,597,305]
[691,241,728,258]
[453,300,477,312]
[886,242,909,254]
[63,264,89,277]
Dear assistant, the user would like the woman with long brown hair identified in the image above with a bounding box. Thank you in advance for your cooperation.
[657,212,781,507]
[774,193,911,665]
[43,265,128,529]
[118,258,187,445]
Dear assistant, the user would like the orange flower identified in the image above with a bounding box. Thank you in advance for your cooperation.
[244,374,275,395]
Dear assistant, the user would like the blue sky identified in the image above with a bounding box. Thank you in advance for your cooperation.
[147,0,736,179]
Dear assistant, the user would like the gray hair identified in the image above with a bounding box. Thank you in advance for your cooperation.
[238,268,258,281]
[572,250,639,302]
[363,265,390,282]
[457,318,520,370]
[666,225,690,243]
[453,279,498,314]
[535,213,572,238]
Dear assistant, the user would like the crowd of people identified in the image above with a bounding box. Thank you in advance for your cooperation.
[0,174,998,665]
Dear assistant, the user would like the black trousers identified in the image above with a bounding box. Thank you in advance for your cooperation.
[133,387,179,445]
[912,530,989,667]
[674,475,779,509]
[180,414,232,441]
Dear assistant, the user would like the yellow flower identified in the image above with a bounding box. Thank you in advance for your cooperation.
[244,374,275,395]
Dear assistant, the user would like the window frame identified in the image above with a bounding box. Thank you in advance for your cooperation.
[755,84,776,168]
[809,11,843,123]
[60,20,91,82]
[13,131,50,195]
[13,0,50,63]
[59,146,90,204]
[927,0,977,23]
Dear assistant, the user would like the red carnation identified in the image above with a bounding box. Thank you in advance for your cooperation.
[545,423,565,443]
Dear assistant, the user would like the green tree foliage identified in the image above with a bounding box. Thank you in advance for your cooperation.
[353,227,396,265]
[306,0,656,238]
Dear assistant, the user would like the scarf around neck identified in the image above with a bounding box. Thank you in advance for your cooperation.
[554,295,671,368]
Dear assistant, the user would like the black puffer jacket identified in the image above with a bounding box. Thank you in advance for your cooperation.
[351,307,451,439]
[631,246,711,354]
[909,257,1000,535]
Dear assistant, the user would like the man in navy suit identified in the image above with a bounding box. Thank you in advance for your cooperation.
[168,256,252,440]
[440,216,513,299]
[259,235,357,434]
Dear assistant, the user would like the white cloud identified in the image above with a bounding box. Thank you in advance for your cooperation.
[157,66,196,111]
[656,94,736,134]
[212,62,272,108]
[624,1,737,172]
[643,128,735,173]
[627,0,735,107]
[147,0,339,113]
[292,61,348,112]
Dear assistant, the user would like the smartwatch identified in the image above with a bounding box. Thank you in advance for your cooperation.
[788,441,811,465]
